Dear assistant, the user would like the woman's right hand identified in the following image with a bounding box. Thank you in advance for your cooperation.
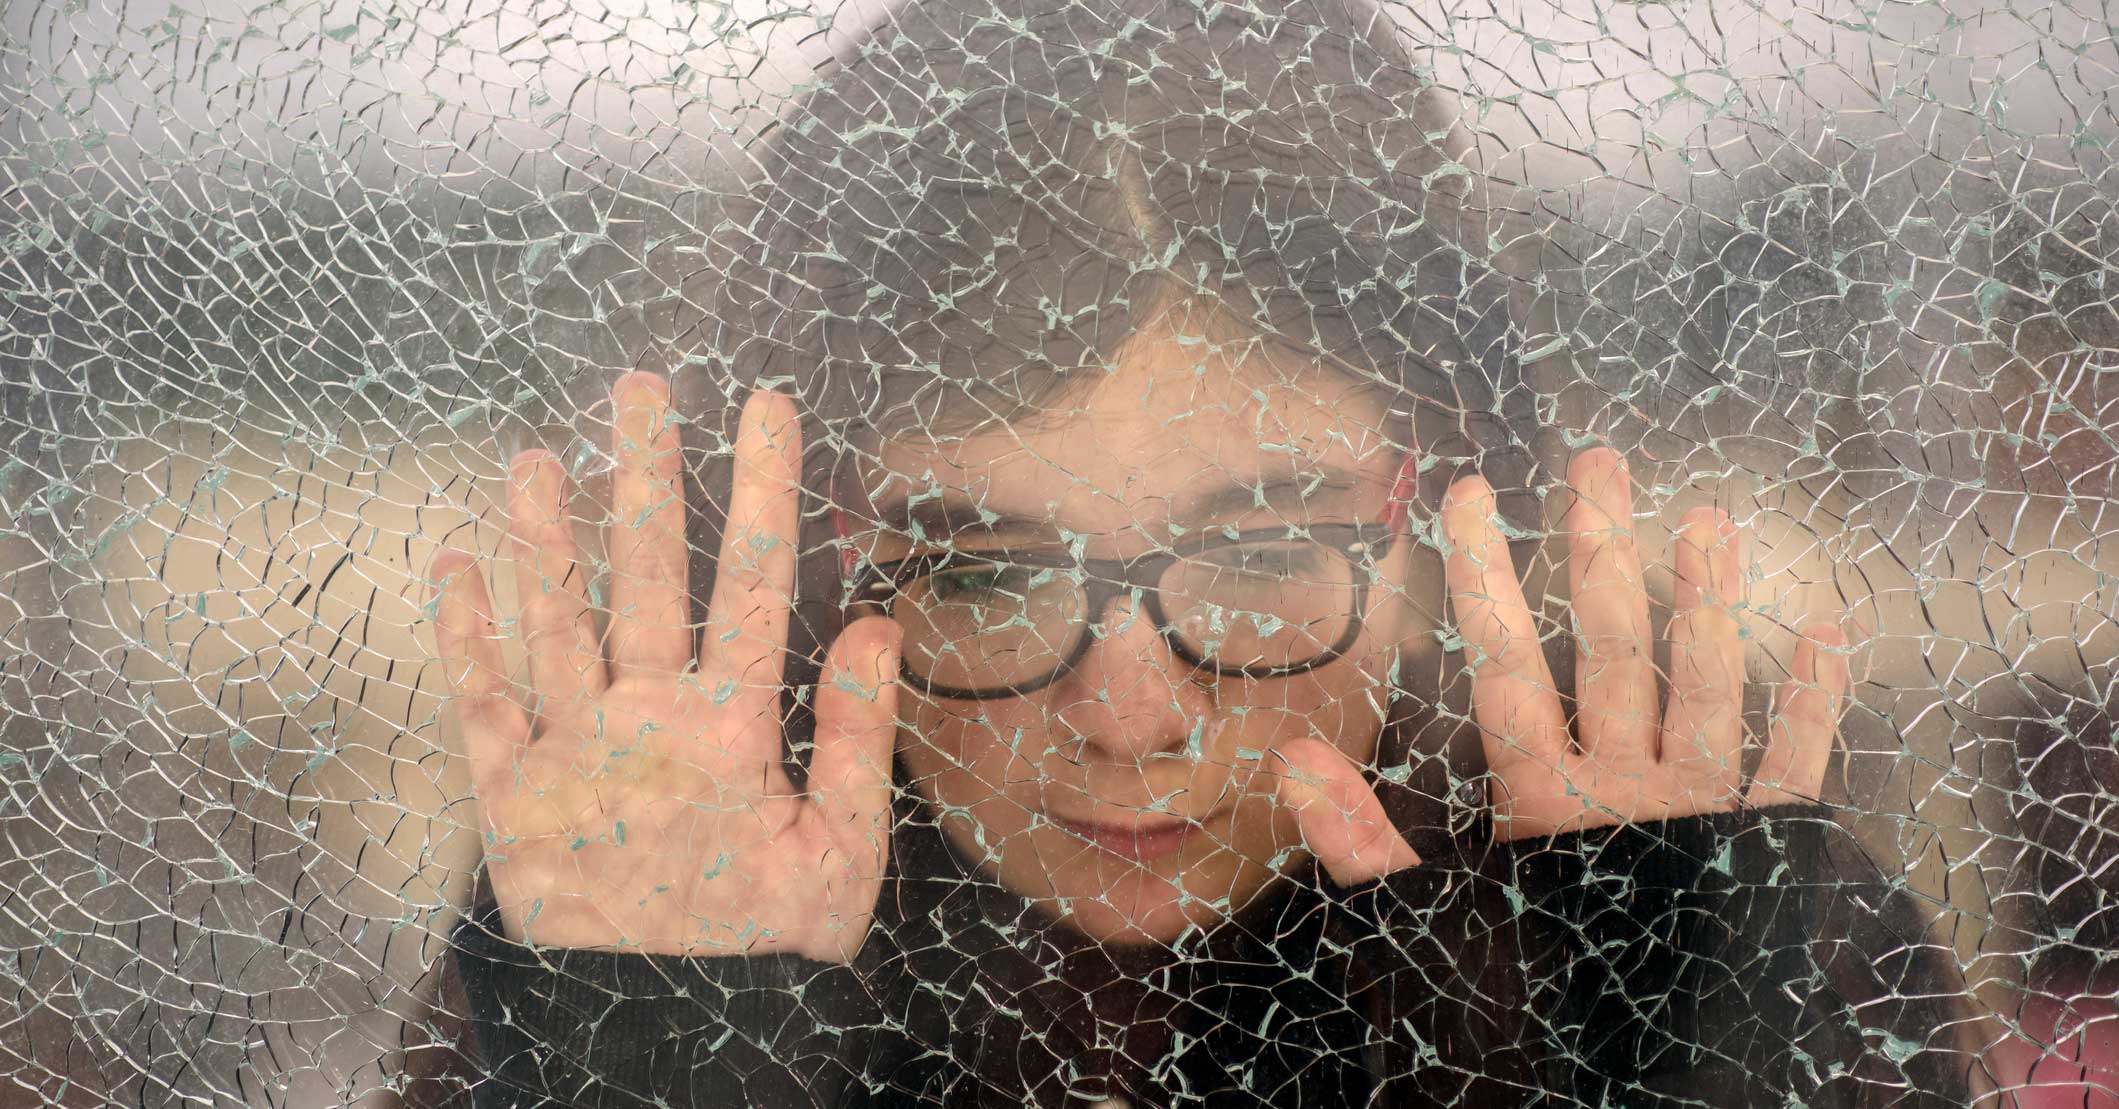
[427,373,902,963]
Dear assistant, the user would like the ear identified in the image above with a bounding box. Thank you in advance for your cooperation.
[1383,445,1422,536]
[832,504,860,576]
[1374,444,1445,667]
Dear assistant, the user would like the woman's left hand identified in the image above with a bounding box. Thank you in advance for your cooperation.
[1274,447,1849,887]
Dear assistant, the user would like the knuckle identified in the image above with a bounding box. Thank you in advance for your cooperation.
[715,547,772,591]
[1576,526,1638,560]
[620,541,689,593]
[518,518,575,552]
[1676,686,1743,715]
[1673,602,1741,629]
[1783,699,1841,729]
[1476,628,1542,667]
[1579,633,1646,663]
[1671,652,1741,686]
[518,590,585,625]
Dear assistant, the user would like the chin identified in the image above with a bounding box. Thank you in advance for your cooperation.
[1040,852,1284,947]
[934,794,1299,946]
[1045,879,1215,946]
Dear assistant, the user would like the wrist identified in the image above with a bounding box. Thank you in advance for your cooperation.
[1489,797,1829,845]
[490,891,872,962]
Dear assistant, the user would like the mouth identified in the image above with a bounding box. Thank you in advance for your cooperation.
[1049,812,1205,861]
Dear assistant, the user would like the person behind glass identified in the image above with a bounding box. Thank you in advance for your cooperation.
[424,0,1975,1104]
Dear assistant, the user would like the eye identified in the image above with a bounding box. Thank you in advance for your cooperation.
[929,564,1009,602]
[1200,541,1328,581]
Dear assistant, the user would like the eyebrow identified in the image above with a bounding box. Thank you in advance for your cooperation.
[1179,468,1364,526]
[868,466,1368,544]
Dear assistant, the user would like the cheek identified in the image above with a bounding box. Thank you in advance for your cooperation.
[897,699,1048,824]
[1229,648,1394,766]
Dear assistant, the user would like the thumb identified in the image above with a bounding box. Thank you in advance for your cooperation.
[1271,737,1423,887]
[808,618,903,880]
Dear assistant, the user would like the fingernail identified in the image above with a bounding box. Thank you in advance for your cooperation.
[1682,509,1735,553]
[618,375,670,441]
[877,641,898,684]
[1593,449,1627,491]
[512,451,555,499]
[425,551,457,588]
[622,401,661,444]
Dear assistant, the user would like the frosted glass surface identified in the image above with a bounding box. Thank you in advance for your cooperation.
[0,0,2113,1104]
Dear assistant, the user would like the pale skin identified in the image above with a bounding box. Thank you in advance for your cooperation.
[427,365,1846,960]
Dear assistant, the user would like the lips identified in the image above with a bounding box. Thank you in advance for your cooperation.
[1051,814,1199,861]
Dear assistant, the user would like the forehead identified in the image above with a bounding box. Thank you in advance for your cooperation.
[859,329,1399,530]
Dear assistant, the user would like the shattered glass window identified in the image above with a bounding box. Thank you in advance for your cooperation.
[1,0,2114,1103]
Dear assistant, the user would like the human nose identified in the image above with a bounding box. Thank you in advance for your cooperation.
[1052,590,1214,762]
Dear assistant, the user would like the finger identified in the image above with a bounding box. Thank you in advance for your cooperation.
[508,450,608,716]
[1661,507,1747,795]
[428,549,532,799]
[607,371,695,677]
[807,617,903,879]
[1270,737,1423,887]
[1564,449,1658,763]
[700,387,804,725]
[1750,623,1847,806]
[1442,477,1571,777]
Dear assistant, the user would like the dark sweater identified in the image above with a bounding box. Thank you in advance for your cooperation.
[449,802,1973,1108]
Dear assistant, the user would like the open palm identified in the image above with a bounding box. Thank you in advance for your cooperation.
[428,375,901,961]
[1276,448,1848,885]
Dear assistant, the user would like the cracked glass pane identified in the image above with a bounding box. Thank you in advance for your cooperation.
[1,0,2114,1104]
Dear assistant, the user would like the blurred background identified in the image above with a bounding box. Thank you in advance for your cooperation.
[0,0,2113,1103]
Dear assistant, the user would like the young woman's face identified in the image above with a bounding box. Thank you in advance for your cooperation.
[851,326,1424,945]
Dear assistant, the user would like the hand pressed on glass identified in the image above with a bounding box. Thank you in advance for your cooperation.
[427,373,901,961]
[1272,448,1849,887]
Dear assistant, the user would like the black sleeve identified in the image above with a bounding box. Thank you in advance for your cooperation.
[1335,804,1975,1107]
[448,869,887,1109]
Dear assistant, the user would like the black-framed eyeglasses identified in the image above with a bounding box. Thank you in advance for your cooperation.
[844,521,1405,700]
